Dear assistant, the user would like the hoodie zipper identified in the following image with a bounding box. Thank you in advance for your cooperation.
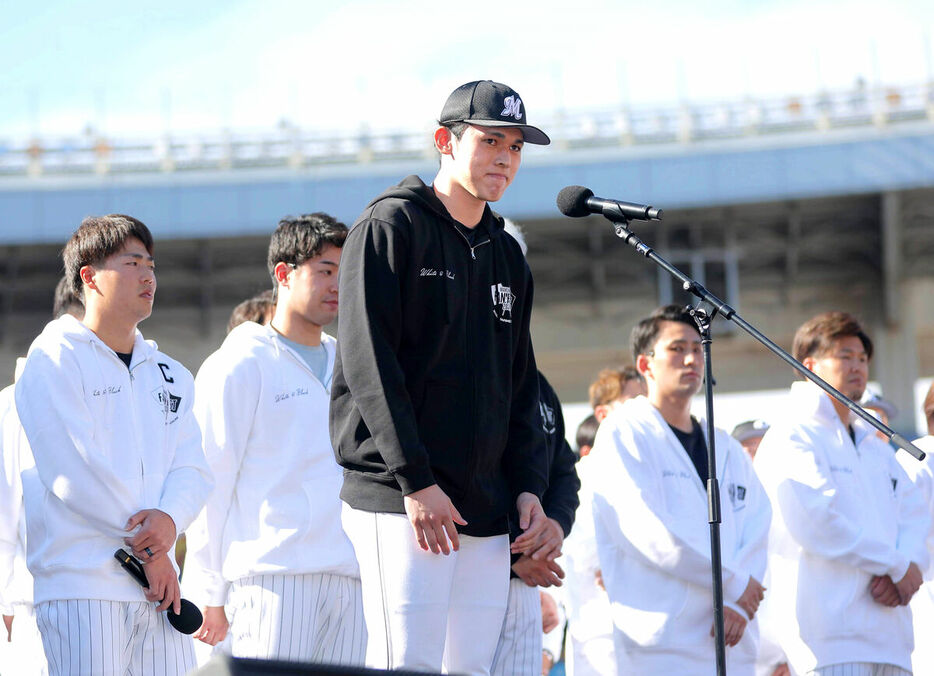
[126,356,147,496]
[453,227,492,260]
[100,345,147,500]
[450,225,491,499]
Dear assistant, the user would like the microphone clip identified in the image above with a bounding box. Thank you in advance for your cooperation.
[601,203,633,225]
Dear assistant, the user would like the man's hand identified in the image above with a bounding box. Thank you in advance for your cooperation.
[510,493,549,557]
[895,562,923,605]
[770,664,791,676]
[711,606,747,647]
[736,576,766,619]
[512,555,565,588]
[870,575,900,607]
[525,518,564,562]
[194,606,229,646]
[403,484,467,555]
[125,509,177,561]
[142,553,181,614]
[3,614,12,642]
[540,591,560,633]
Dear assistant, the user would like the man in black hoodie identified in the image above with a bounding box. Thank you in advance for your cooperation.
[331,80,552,674]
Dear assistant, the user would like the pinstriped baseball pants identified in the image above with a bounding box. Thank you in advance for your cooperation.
[490,577,543,676]
[34,599,195,676]
[226,572,366,666]
[809,664,911,676]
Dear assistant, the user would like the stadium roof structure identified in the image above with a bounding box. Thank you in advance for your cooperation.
[2,81,934,245]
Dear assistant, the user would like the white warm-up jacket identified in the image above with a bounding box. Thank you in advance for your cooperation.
[0,363,32,613]
[897,435,934,675]
[560,453,616,675]
[14,315,213,605]
[184,322,359,608]
[755,381,929,674]
[590,396,771,675]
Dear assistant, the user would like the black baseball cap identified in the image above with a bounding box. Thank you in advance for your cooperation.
[439,80,551,146]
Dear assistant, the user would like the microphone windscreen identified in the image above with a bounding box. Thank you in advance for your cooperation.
[167,598,203,634]
[557,185,594,217]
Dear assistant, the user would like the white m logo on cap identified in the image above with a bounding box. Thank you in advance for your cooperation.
[501,96,523,121]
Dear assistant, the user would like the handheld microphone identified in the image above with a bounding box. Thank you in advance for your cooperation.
[557,185,663,221]
[114,549,203,634]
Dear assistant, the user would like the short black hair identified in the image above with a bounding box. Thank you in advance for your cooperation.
[52,274,84,319]
[439,121,468,141]
[62,214,154,297]
[630,304,699,362]
[575,414,599,456]
[266,212,348,284]
[436,122,469,168]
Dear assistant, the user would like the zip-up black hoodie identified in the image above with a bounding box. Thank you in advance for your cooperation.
[330,175,549,537]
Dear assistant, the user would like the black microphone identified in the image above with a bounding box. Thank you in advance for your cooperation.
[114,549,203,634]
[557,185,663,221]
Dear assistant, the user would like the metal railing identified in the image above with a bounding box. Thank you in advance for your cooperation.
[2,82,933,179]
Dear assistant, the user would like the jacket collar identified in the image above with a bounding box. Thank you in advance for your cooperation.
[626,395,727,487]
[54,314,157,368]
[223,320,336,388]
[788,380,877,447]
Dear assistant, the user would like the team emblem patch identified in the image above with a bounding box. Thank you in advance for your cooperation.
[501,96,523,121]
[491,283,516,324]
[540,400,557,435]
[727,483,747,510]
[152,387,181,414]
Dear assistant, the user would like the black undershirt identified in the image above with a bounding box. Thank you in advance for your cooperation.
[669,417,709,483]
[115,351,132,369]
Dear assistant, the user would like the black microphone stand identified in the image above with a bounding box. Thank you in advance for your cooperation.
[690,301,729,674]
[586,203,926,676]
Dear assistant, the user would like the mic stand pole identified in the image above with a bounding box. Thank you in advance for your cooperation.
[591,205,927,676]
[691,302,728,675]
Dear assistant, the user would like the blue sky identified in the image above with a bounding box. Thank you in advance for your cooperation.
[2,0,934,137]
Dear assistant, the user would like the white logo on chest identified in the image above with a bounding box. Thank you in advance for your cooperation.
[420,267,456,280]
[540,400,556,435]
[491,283,516,324]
